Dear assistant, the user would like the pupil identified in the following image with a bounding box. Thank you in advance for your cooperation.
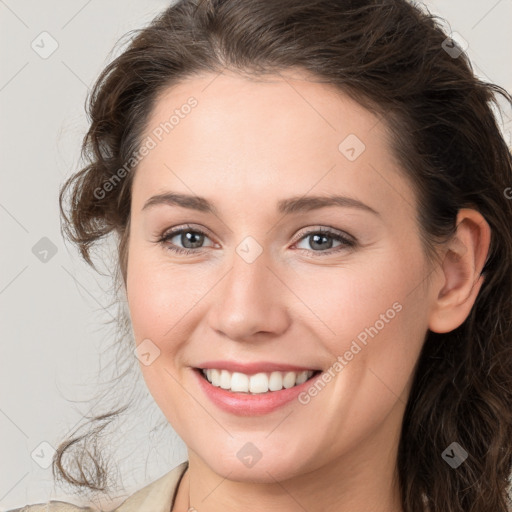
[183,231,204,249]
[310,234,332,250]
[179,232,333,251]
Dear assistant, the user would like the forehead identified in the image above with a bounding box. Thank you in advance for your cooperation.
[143,69,384,156]
[132,70,415,221]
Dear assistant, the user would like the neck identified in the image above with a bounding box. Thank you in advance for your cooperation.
[172,414,405,512]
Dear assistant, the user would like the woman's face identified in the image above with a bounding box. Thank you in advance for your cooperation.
[126,70,438,482]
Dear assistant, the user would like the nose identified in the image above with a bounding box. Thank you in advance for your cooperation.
[206,247,291,342]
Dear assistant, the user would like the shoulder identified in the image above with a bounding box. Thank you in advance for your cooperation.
[6,502,95,511]
[7,461,189,512]
[111,461,189,511]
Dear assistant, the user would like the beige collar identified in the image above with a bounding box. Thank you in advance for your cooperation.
[113,461,189,512]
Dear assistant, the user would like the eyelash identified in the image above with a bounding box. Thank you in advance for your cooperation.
[156,224,356,257]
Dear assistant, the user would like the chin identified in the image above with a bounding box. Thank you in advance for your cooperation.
[199,449,314,484]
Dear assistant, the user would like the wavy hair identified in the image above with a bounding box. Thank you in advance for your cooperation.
[56,1,512,510]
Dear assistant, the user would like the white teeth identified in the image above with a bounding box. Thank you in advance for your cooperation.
[201,368,316,393]
[219,369,231,389]
[268,371,283,391]
[249,373,269,394]
[295,370,309,385]
[231,372,250,392]
[282,371,296,389]
[210,369,220,387]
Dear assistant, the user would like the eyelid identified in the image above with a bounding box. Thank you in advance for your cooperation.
[159,223,214,241]
[291,225,356,245]
[158,224,354,246]
[157,223,356,258]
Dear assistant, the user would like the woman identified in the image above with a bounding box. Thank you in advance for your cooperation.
[9,0,512,511]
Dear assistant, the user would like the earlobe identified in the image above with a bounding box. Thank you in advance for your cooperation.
[428,209,491,334]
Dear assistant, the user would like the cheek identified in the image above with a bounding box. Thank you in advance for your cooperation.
[126,264,167,341]
[127,239,179,331]
[312,244,429,388]
[126,243,211,351]
[296,256,414,344]
[125,248,194,416]
[126,242,173,375]
[299,255,428,444]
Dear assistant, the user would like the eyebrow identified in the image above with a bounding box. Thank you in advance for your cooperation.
[142,192,380,217]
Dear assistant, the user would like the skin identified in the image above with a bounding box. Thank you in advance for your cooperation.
[125,69,490,512]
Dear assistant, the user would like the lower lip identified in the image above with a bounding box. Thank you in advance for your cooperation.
[193,368,322,416]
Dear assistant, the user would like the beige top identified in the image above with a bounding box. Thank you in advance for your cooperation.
[8,461,189,512]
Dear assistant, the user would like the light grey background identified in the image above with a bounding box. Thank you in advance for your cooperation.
[1,0,511,510]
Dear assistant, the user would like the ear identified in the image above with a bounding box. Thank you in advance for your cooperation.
[428,208,491,333]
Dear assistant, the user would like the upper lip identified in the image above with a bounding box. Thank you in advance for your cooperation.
[195,361,320,374]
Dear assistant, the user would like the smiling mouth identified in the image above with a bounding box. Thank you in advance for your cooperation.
[195,367,322,394]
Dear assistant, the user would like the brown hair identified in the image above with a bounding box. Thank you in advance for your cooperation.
[56,1,512,510]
